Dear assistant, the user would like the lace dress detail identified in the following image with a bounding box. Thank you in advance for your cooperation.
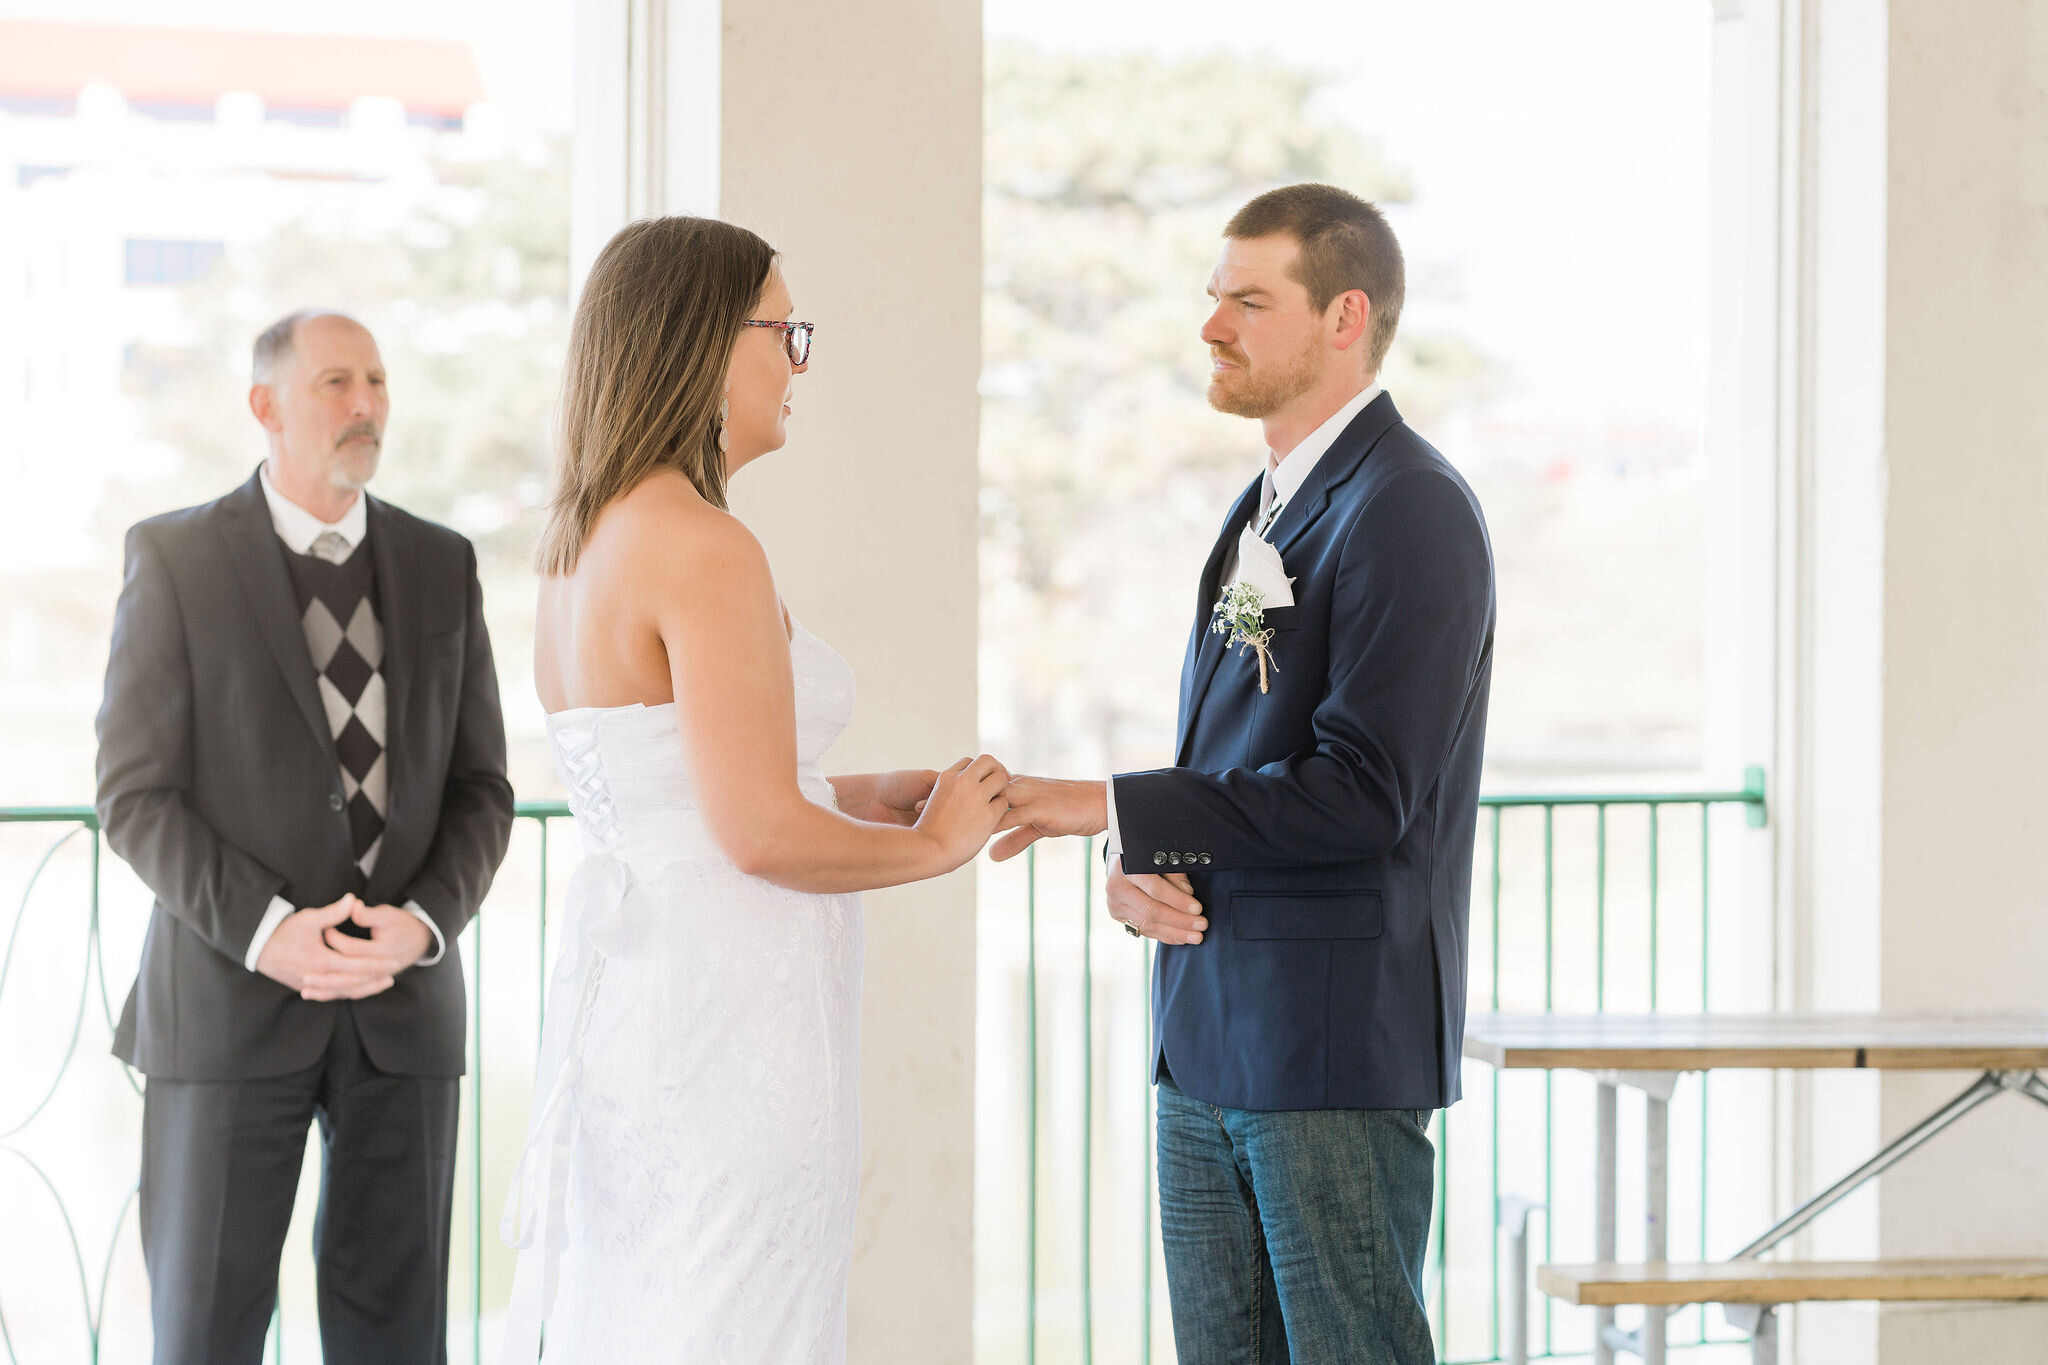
[501,623,863,1363]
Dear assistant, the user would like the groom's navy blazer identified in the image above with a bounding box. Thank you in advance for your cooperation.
[1116,392,1494,1112]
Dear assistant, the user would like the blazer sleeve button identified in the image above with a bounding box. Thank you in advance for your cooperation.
[1199,854,1213,865]
[1153,851,1167,867]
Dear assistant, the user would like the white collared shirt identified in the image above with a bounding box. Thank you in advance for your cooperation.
[243,462,445,972]
[259,459,367,561]
[1226,380,1383,583]
[1106,381,1385,864]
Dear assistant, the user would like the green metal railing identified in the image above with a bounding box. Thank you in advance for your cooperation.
[1011,767,1769,1365]
[0,799,570,1364]
[5,769,1767,1363]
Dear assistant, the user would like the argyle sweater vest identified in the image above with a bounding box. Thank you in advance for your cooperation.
[279,540,388,893]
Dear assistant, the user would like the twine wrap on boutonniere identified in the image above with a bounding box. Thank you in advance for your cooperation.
[1212,582,1278,693]
[1209,520,1297,694]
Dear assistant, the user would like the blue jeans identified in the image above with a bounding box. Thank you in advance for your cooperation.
[1156,1074,1437,1365]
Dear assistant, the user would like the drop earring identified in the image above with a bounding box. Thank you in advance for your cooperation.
[717,395,731,454]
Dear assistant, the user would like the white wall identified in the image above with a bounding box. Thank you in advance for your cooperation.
[1875,0,2048,1356]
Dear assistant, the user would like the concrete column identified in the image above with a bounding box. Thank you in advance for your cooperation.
[1875,0,2048,1357]
[721,6,982,1365]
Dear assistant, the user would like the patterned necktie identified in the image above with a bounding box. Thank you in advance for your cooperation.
[1256,488,1285,539]
[310,529,352,565]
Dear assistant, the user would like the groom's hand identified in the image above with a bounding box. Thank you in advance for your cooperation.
[1106,857,1207,946]
[990,776,1107,861]
[867,768,940,826]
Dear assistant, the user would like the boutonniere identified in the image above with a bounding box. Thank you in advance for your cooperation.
[1210,524,1296,694]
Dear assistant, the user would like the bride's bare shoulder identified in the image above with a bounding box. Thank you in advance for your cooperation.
[592,471,771,591]
[590,473,756,552]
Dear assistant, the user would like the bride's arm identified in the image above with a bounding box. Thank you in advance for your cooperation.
[651,511,1002,893]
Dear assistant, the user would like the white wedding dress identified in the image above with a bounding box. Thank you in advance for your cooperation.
[500,622,864,1363]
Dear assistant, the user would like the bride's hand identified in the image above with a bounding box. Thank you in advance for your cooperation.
[915,754,1011,871]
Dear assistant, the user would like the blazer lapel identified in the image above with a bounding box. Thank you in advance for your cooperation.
[1175,475,1263,763]
[1172,394,1407,764]
[1268,391,1404,560]
[217,470,336,764]
[366,496,418,796]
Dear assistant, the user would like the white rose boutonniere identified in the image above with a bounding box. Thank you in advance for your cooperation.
[1210,523,1296,694]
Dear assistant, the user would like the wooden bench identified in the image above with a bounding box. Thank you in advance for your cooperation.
[1536,1259,2048,1364]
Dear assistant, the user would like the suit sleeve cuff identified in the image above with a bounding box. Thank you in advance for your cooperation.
[405,900,447,967]
[244,895,296,972]
[1106,767,1214,872]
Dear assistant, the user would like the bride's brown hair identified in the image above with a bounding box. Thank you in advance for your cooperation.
[536,216,778,575]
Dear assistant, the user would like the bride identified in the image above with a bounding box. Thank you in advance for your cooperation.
[500,216,1008,1363]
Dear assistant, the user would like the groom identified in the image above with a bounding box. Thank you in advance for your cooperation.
[999,184,1494,1362]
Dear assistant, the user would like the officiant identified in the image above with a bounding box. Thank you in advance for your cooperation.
[95,308,514,1364]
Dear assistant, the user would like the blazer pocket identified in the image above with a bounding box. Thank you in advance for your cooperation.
[1231,889,1384,940]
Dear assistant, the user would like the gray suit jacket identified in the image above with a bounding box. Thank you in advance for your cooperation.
[96,468,514,1080]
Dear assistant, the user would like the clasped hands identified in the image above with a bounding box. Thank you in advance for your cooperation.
[991,776,1209,948]
[255,895,434,1001]
[845,766,1206,946]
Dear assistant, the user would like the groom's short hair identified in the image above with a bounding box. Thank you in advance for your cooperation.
[1225,184,1405,372]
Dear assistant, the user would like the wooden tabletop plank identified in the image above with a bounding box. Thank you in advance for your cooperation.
[1463,1012,2048,1071]
[1537,1259,2048,1306]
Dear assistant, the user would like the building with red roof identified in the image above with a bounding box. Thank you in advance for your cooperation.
[0,19,485,126]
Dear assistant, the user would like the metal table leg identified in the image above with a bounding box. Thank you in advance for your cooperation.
[1644,1091,1668,1365]
[1730,1069,2009,1260]
[1500,1195,1544,1365]
[1563,1068,2047,1363]
[1723,1303,1778,1365]
[1594,1080,1618,1365]
[1750,1306,1779,1365]
[1594,1072,1679,1362]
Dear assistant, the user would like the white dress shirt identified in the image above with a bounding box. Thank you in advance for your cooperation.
[243,463,446,972]
[259,459,367,561]
[1105,382,1384,864]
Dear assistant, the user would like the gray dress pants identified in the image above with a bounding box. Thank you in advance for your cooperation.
[139,1005,459,1365]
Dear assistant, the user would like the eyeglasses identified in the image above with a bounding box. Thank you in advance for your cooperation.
[741,319,814,366]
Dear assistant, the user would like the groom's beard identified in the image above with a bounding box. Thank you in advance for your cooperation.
[1206,334,1322,419]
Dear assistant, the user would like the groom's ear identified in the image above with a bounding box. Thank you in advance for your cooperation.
[1328,288,1372,356]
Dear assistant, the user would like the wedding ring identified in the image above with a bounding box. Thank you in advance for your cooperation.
[1122,920,1142,938]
